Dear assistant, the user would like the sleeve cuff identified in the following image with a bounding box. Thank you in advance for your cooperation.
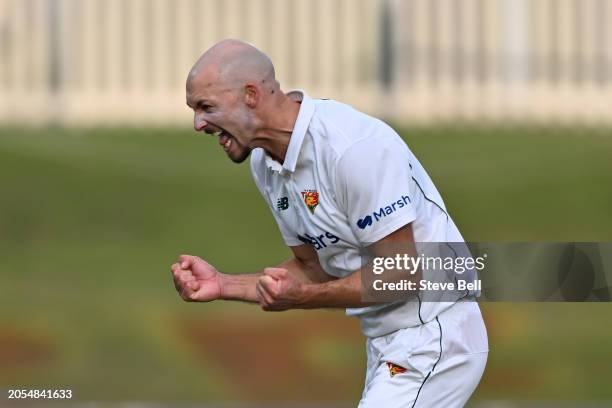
[356,211,417,245]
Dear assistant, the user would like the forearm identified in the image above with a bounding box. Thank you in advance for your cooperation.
[256,225,421,311]
[298,271,368,308]
[219,272,262,303]
[296,265,421,309]
[275,257,333,284]
[218,256,328,303]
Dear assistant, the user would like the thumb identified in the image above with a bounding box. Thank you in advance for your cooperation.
[259,275,281,295]
[179,254,196,269]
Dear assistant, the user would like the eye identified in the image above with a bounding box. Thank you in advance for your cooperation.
[198,102,214,113]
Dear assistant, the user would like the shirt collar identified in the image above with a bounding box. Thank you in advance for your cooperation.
[264,89,315,173]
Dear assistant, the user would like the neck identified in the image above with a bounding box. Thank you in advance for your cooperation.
[253,95,301,164]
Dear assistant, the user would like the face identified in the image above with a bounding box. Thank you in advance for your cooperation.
[186,74,256,163]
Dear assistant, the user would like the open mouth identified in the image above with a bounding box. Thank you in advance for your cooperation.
[218,131,232,151]
[207,128,233,151]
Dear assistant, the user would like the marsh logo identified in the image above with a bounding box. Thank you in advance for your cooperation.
[356,194,411,230]
[297,231,340,251]
[357,216,373,229]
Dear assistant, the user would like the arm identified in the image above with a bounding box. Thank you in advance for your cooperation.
[256,223,420,310]
[170,244,335,303]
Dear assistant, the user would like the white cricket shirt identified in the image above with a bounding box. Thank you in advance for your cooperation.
[250,90,467,338]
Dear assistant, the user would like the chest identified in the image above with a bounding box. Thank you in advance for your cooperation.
[272,168,347,241]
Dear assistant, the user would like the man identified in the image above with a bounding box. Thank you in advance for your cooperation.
[172,39,488,407]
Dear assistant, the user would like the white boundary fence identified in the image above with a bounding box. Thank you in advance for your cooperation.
[0,0,611,125]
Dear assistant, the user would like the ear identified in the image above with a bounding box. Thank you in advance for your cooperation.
[244,84,259,108]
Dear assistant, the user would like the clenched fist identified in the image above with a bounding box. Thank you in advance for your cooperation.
[171,254,223,302]
[256,267,306,311]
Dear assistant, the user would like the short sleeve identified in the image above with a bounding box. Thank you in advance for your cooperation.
[250,151,303,247]
[334,135,417,245]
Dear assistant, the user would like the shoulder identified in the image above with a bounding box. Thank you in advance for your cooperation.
[309,99,408,171]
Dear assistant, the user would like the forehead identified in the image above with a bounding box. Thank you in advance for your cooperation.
[186,67,222,102]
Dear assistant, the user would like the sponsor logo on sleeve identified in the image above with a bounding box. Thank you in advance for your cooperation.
[357,216,373,229]
[356,194,411,230]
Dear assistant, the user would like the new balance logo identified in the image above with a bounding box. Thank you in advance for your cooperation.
[276,196,289,211]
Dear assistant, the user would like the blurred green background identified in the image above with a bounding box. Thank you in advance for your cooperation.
[2,0,612,405]
[1,125,611,405]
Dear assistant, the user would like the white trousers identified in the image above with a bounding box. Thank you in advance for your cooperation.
[358,301,489,408]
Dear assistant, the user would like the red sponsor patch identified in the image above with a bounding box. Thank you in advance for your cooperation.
[386,362,407,377]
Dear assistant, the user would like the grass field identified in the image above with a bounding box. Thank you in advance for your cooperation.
[1,125,612,404]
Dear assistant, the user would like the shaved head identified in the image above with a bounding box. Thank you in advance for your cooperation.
[188,39,277,93]
[186,39,299,165]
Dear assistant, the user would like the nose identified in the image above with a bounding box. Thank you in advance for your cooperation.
[194,113,207,132]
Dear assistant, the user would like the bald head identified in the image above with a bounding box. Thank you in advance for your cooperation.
[188,39,277,92]
[186,40,299,165]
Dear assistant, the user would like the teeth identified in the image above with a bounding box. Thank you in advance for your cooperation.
[224,138,232,149]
